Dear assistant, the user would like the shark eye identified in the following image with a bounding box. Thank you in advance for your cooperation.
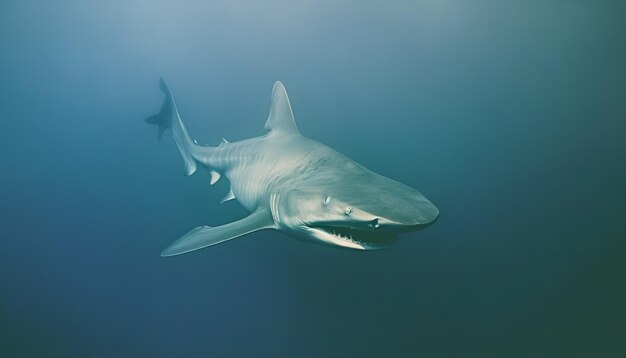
[323,195,331,205]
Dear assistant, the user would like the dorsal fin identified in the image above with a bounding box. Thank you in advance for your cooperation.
[264,81,300,136]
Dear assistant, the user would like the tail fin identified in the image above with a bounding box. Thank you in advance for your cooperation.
[145,78,173,141]
[146,78,197,176]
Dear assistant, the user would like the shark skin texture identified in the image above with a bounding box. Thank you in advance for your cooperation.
[146,79,439,257]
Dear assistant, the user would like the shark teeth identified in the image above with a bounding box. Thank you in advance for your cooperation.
[330,229,356,243]
[310,224,396,250]
[308,227,365,250]
[327,227,374,247]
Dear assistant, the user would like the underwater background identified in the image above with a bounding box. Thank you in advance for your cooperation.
[1,0,625,356]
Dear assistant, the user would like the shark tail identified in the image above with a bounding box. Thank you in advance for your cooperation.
[146,78,197,176]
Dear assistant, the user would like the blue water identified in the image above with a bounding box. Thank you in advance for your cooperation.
[1,1,625,356]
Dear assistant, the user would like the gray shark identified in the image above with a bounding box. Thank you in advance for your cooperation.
[146,79,439,256]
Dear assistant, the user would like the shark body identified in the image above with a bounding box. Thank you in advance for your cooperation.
[147,79,439,256]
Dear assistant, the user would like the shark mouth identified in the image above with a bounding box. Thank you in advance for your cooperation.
[308,225,397,250]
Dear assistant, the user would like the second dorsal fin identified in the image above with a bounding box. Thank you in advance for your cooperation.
[264,81,300,136]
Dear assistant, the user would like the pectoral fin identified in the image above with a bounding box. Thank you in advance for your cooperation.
[161,209,274,257]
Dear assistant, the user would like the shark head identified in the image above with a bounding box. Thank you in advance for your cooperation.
[274,158,439,250]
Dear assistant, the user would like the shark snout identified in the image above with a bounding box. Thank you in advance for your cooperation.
[373,197,439,229]
[414,200,440,226]
[341,200,439,230]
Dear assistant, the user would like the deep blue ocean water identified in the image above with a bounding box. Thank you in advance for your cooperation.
[1,1,625,356]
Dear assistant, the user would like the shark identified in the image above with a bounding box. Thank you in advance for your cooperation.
[146,79,439,256]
